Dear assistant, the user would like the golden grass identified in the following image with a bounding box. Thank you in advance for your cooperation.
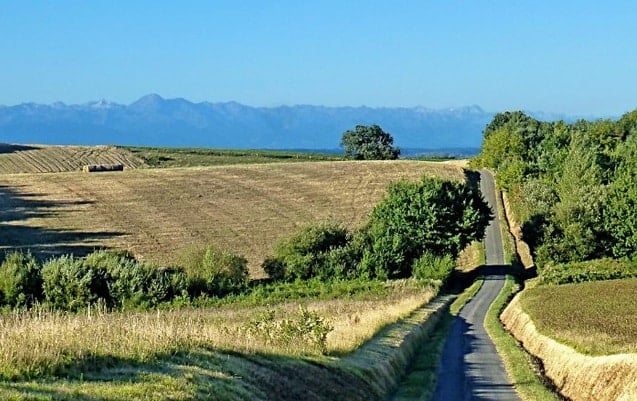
[0,145,144,174]
[0,282,435,379]
[0,160,465,277]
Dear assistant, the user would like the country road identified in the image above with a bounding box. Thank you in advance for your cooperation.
[431,170,520,401]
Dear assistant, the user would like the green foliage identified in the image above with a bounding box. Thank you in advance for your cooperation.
[411,252,454,283]
[265,223,354,281]
[0,251,42,307]
[360,175,491,279]
[340,124,400,160]
[182,246,248,296]
[126,146,344,168]
[41,255,109,311]
[604,132,637,258]
[475,107,637,268]
[246,305,333,354]
[539,258,637,285]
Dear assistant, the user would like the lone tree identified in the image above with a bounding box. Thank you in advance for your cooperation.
[340,124,400,160]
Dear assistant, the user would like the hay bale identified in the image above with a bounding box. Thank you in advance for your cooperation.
[82,164,124,172]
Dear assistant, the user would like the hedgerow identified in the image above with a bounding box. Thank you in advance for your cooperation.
[539,258,637,285]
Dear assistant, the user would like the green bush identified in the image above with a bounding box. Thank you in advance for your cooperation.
[0,251,42,307]
[266,223,352,281]
[183,246,248,296]
[246,305,333,354]
[539,258,637,285]
[360,176,491,279]
[95,250,188,308]
[41,255,110,311]
[412,252,455,284]
[262,257,286,281]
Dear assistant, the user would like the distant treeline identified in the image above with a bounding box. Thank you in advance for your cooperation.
[472,109,637,270]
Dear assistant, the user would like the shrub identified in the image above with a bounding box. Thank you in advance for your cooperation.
[246,305,333,354]
[412,252,455,284]
[42,255,109,311]
[360,176,491,279]
[267,223,352,281]
[539,258,637,285]
[0,251,42,307]
[262,257,286,281]
[183,246,248,296]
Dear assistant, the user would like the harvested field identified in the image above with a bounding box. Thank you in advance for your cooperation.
[0,144,144,174]
[0,160,465,276]
[503,290,637,401]
[519,278,637,355]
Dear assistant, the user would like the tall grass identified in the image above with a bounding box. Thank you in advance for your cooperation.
[0,280,435,380]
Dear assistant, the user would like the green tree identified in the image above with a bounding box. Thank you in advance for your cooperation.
[359,176,492,279]
[340,124,400,160]
[604,132,637,259]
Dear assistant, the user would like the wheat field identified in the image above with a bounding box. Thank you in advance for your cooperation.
[0,160,465,276]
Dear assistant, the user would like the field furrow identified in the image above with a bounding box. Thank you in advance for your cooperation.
[0,160,464,276]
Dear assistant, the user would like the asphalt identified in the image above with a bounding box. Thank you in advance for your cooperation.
[430,170,521,401]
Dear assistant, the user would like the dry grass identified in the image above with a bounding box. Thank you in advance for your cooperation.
[0,160,465,277]
[0,144,144,174]
[0,282,435,379]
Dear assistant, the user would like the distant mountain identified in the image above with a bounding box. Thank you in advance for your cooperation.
[0,95,498,149]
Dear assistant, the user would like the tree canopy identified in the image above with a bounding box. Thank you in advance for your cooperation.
[340,124,400,160]
[472,108,637,267]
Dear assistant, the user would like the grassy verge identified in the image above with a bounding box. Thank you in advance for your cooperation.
[520,278,637,355]
[388,278,484,401]
[0,285,449,400]
[0,278,436,382]
[484,179,560,400]
[485,275,562,401]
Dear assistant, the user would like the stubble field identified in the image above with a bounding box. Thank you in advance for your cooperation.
[0,160,465,276]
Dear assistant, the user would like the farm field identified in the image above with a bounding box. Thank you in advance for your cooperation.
[0,144,144,174]
[0,159,466,276]
[124,146,345,167]
[519,278,637,355]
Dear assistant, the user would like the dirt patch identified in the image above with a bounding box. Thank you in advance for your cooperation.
[501,295,637,401]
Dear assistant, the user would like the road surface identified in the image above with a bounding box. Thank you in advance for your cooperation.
[431,170,520,401]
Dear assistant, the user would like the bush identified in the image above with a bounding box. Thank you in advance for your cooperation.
[183,246,248,296]
[360,176,491,279]
[412,252,455,284]
[266,223,352,281]
[42,255,109,311]
[0,251,42,307]
[246,305,333,354]
[539,258,637,285]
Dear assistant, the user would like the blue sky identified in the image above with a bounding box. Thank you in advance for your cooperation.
[0,1,635,115]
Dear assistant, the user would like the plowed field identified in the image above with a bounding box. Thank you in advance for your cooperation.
[0,160,465,277]
[0,144,144,173]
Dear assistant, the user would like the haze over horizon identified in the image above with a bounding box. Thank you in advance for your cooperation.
[1,1,636,117]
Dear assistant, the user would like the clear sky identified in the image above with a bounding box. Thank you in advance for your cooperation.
[1,1,635,115]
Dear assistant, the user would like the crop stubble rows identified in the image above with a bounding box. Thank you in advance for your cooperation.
[0,160,464,276]
[0,145,144,174]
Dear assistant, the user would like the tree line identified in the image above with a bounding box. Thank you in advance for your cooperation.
[472,109,637,268]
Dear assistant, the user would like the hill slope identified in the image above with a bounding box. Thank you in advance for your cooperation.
[0,160,465,276]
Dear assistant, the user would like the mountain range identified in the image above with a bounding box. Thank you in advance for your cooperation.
[0,94,581,151]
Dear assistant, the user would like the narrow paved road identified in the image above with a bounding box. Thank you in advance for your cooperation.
[431,170,520,401]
